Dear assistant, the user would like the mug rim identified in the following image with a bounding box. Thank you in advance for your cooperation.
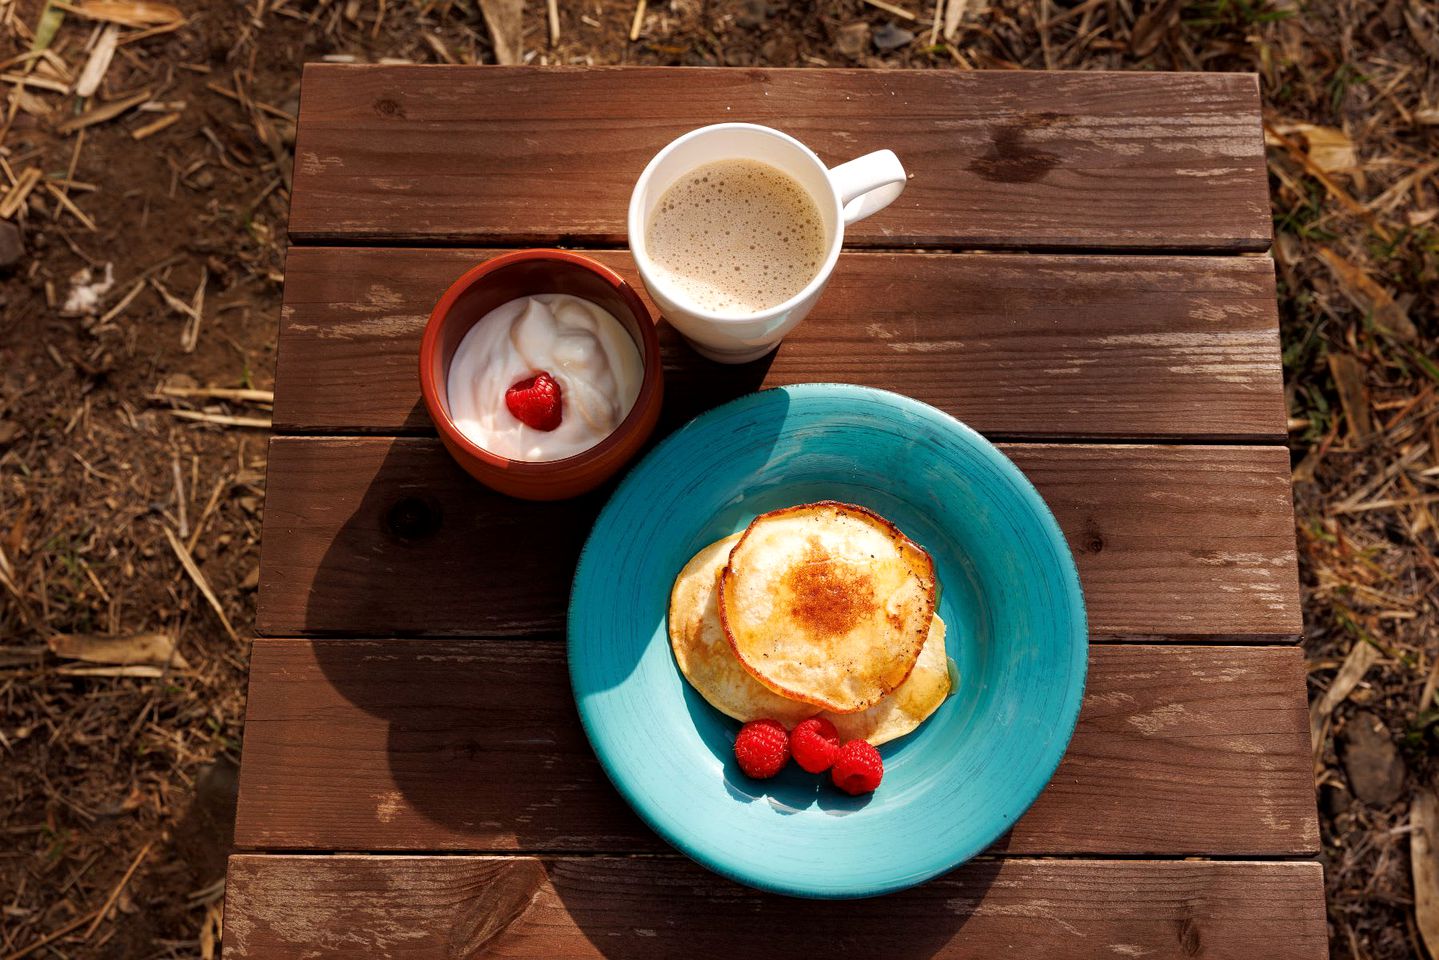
[626,122,846,327]
[418,248,663,475]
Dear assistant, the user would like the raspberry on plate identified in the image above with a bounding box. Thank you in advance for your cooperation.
[831,739,883,795]
[789,717,841,773]
[734,719,790,779]
[504,371,563,431]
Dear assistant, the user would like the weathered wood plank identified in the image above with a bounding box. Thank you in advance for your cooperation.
[276,247,1284,442]
[233,640,1316,856]
[288,66,1271,251]
[255,439,1301,639]
[223,855,1326,960]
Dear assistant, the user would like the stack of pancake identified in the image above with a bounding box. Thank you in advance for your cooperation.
[668,501,951,745]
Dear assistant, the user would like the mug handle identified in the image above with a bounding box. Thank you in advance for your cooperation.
[827,150,907,226]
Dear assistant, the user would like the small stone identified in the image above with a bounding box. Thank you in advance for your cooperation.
[836,21,870,58]
[0,221,23,271]
[873,21,915,52]
[190,169,216,190]
[1339,711,1406,806]
[0,421,20,446]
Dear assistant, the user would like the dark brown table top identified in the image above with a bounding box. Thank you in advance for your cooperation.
[226,65,1323,959]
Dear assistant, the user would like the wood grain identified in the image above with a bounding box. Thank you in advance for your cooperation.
[276,247,1284,442]
[288,66,1271,251]
[233,640,1316,856]
[223,855,1327,959]
[256,438,1301,639]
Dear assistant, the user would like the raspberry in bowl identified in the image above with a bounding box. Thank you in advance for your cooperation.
[419,250,664,500]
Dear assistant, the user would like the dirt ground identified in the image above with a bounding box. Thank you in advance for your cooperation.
[1,1,1436,957]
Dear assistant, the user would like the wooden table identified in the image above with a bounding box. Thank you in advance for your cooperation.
[226,66,1325,958]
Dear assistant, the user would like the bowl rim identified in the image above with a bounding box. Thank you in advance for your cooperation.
[567,383,1089,898]
[418,248,662,475]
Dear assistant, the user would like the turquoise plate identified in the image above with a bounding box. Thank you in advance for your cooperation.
[568,384,1086,898]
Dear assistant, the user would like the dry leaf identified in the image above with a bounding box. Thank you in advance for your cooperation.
[1275,122,1357,174]
[1405,0,1439,62]
[48,631,191,669]
[74,23,119,98]
[1409,208,1438,228]
[1416,109,1439,127]
[477,0,522,65]
[1309,639,1380,756]
[1413,788,1439,959]
[1265,123,1380,234]
[1327,352,1373,441]
[10,86,54,116]
[58,1,183,27]
[1316,246,1417,342]
[1130,0,1182,57]
[942,0,968,40]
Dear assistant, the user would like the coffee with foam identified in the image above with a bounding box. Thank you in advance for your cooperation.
[644,159,826,317]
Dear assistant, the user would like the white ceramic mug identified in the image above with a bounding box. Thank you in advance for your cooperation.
[627,123,907,363]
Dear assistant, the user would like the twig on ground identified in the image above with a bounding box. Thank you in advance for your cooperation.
[158,385,275,404]
[0,166,43,218]
[861,0,917,21]
[56,88,151,135]
[167,410,271,429]
[82,841,154,938]
[628,0,645,40]
[43,182,98,231]
[51,127,85,223]
[131,112,181,140]
[96,279,145,325]
[187,474,228,554]
[172,450,188,539]
[1,910,103,960]
[160,525,239,644]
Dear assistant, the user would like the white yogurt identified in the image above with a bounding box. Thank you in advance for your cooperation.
[446,294,643,462]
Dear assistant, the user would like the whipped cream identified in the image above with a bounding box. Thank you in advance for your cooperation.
[447,294,643,462]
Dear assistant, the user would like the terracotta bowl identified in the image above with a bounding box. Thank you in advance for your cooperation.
[419,250,664,500]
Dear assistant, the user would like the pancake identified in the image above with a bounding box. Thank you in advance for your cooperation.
[719,502,936,713]
[826,614,950,745]
[669,533,951,744]
[668,534,821,727]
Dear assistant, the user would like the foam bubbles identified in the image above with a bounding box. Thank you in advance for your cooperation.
[645,159,827,316]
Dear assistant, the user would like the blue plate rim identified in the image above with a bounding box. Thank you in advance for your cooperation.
[566,383,1088,898]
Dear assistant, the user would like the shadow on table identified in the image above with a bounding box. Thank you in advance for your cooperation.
[295,328,777,638]
[534,856,996,958]
[300,339,988,955]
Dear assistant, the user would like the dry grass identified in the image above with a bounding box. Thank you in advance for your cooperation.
[1,1,1435,958]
